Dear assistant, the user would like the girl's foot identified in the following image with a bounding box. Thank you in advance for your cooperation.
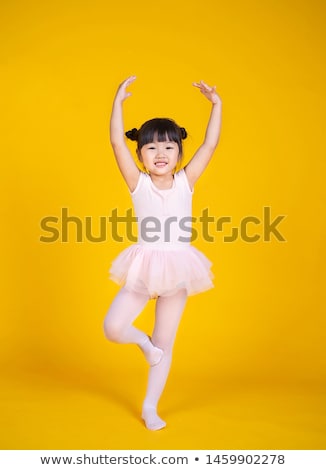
[139,337,163,366]
[142,406,166,431]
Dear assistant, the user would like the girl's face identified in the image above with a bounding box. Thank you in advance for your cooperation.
[138,139,180,175]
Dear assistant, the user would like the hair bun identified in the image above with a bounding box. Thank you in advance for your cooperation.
[180,127,187,139]
[125,128,139,141]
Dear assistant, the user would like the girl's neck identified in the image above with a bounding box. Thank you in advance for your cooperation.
[149,172,175,190]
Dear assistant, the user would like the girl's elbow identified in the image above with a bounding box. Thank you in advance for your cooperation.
[110,140,125,151]
[206,141,219,153]
[211,135,221,150]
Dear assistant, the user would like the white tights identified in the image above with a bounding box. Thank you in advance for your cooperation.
[103,287,188,430]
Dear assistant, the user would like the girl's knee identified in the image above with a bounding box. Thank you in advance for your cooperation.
[103,316,124,343]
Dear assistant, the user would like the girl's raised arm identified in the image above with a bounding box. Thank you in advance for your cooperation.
[184,81,222,190]
[110,76,140,192]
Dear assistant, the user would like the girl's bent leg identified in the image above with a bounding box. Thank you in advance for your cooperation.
[103,287,163,366]
[142,288,188,431]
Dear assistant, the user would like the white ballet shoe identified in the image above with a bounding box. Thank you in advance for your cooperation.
[140,336,164,366]
[142,407,166,431]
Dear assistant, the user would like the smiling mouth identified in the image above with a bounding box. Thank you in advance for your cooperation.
[154,162,168,167]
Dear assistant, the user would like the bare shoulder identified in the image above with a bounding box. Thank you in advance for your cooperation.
[111,142,141,192]
[181,166,195,192]
[128,168,141,193]
[183,165,196,191]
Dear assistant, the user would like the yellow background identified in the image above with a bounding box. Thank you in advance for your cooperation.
[1,0,325,450]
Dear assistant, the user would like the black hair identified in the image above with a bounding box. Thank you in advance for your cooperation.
[125,118,187,160]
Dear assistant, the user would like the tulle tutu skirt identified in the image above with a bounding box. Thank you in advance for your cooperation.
[109,243,214,298]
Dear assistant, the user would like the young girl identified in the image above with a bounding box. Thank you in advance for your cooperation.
[104,76,222,431]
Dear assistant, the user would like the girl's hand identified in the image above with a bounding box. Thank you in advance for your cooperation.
[115,75,137,102]
[192,80,221,105]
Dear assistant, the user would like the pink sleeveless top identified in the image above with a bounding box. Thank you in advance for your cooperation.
[130,168,193,247]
